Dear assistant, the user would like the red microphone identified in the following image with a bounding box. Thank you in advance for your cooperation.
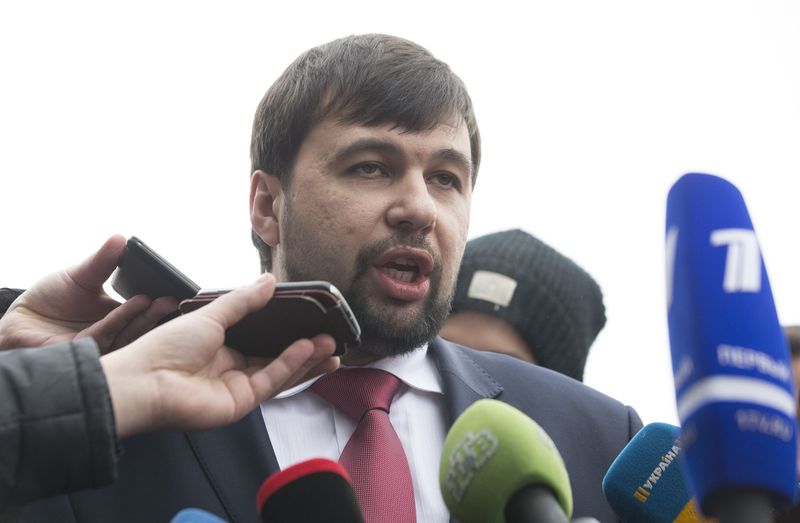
[257,458,364,523]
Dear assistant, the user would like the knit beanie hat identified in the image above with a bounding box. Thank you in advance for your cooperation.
[450,229,606,381]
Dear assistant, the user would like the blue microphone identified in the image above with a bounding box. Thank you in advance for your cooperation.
[169,508,227,522]
[603,423,709,522]
[666,173,797,521]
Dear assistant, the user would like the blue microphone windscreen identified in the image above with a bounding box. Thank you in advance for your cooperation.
[603,423,703,522]
[666,172,797,510]
[169,508,227,523]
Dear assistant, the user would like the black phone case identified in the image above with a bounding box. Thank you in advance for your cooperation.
[180,282,360,358]
[111,237,200,301]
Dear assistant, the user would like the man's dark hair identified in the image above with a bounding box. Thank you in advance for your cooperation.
[249,33,481,272]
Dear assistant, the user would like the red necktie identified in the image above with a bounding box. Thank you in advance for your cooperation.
[311,368,417,523]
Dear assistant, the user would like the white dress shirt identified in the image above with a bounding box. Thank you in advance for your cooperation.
[260,345,450,522]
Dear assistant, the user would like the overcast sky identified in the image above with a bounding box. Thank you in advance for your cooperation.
[2,1,799,425]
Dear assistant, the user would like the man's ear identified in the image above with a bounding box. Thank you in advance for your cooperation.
[249,170,284,247]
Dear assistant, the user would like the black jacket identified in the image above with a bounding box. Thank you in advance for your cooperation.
[0,338,117,509]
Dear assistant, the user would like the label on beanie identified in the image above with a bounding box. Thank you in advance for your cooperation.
[467,271,517,307]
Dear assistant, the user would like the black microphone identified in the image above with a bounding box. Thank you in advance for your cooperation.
[256,458,364,523]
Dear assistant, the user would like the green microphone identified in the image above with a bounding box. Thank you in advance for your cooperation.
[439,399,573,523]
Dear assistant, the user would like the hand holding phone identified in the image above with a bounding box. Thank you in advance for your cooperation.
[179,282,360,358]
[111,237,360,358]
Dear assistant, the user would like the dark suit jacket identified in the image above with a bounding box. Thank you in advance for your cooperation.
[20,338,642,523]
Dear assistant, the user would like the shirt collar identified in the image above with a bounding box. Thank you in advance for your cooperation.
[272,344,443,399]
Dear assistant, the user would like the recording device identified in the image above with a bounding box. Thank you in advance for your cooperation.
[666,173,797,521]
[179,281,360,357]
[111,236,360,357]
[439,399,572,523]
[256,458,364,523]
[169,508,226,522]
[603,423,709,522]
[111,236,200,301]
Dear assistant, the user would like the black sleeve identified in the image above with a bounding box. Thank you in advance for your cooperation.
[0,289,24,318]
[0,338,118,509]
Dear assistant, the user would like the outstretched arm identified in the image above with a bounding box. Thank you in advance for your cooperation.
[0,274,338,509]
[0,235,177,353]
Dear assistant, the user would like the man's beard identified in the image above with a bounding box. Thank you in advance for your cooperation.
[282,231,454,358]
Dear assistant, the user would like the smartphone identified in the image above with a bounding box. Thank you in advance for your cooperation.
[111,236,200,302]
[179,281,361,358]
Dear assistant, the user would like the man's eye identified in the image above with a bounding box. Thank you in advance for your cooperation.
[429,173,460,189]
[353,163,386,177]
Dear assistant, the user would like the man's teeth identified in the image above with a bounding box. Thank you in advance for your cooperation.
[383,267,417,283]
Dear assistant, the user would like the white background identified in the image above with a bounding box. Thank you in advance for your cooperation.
[2,1,799,425]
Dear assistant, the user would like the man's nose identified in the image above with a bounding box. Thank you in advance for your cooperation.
[385,173,437,235]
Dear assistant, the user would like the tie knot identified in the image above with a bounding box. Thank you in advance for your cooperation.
[311,368,402,421]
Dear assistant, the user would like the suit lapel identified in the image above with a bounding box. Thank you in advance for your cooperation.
[429,337,504,425]
[429,338,504,523]
[186,409,279,523]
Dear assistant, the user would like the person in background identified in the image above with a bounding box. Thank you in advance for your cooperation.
[440,229,606,381]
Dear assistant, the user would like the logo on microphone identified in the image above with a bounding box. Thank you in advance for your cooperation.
[710,228,762,293]
[633,486,651,503]
[717,344,792,383]
[633,444,681,503]
[444,429,498,502]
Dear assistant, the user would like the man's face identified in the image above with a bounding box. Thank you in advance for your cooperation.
[255,118,473,361]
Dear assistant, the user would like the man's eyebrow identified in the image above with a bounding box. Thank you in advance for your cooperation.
[329,137,473,179]
[329,138,402,165]
[432,148,473,178]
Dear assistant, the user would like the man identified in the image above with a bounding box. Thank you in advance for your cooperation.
[441,228,606,381]
[21,34,640,522]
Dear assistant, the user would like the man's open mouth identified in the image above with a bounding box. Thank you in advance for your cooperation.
[374,248,434,285]
[380,257,422,283]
